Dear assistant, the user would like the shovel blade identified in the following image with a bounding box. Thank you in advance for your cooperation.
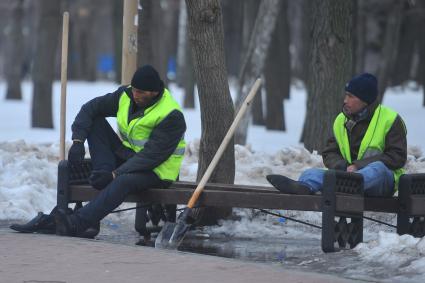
[155,208,192,249]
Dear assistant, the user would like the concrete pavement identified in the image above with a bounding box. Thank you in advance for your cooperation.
[0,232,363,283]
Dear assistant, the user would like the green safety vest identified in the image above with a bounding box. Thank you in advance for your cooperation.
[116,87,186,181]
[333,105,405,189]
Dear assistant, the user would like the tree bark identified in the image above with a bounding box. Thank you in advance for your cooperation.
[138,1,178,83]
[186,0,234,225]
[183,37,195,109]
[31,0,61,128]
[221,0,243,77]
[112,0,123,83]
[5,0,24,100]
[302,0,352,153]
[242,0,262,125]
[352,0,367,75]
[265,0,290,131]
[418,1,425,106]
[376,0,403,102]
[391,5,418,86]
[138,0,159,67]
[176,0,188,86]
[67,1,99,81]
[234,0,282,145]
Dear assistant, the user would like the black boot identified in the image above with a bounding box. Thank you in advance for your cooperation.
[78,222,100,239]
[54,208,78,237]
[266,174,313,195]
[54,208,100,239]
[10,212,56,234]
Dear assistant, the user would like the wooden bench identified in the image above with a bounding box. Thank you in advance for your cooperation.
[56,160,425,252]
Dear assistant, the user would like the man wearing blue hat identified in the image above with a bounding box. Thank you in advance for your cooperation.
[267,73,407,197]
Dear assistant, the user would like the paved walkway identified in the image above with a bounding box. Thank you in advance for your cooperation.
[0,232,363,283]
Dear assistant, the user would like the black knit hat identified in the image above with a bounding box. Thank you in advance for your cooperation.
[131,65,163,92]
[345,73,378,105]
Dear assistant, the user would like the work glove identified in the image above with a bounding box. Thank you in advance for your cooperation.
[68,141,85,163]
[89,170,114,190]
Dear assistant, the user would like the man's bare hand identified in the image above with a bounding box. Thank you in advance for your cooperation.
[347,164,358,172]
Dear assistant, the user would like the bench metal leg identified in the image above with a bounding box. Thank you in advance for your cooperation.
[397,174,425,238]
[334,214,363,249]
[57,160,70,211]
[322,170,364,253]
[397,174,411,235]
[322,171,336,253]
[135,203,150,238]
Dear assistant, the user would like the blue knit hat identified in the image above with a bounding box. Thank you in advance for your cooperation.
[345,73,378,105]
[131,65,163,92]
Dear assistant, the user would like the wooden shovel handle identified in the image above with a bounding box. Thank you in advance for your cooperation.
[60,12,69,160]
[187,78,262,208]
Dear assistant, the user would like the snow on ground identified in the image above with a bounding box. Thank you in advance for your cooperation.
[1,80,425,278]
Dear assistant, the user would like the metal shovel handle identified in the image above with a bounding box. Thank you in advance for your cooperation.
[187,78,262,208]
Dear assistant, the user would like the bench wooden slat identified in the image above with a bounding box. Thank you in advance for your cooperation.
[69,185,370,213]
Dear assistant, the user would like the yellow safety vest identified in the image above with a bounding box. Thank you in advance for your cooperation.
[333,105,405,189]
[116,87,186,181]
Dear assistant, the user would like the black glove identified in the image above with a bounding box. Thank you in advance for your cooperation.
[68,141,85,163]
[89,170,114,190]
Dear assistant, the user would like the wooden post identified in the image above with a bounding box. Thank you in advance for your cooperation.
[60,12,69,160]
[121,0,138,85]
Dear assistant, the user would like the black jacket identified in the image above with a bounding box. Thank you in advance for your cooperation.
[71,86,186,175]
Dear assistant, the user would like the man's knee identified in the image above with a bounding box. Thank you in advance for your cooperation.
[300,168,325,179]
[364,161,389,174]
[112,174,137,190]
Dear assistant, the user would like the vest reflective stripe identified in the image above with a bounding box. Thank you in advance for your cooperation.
[131,139,148,147]
[333,105,405,189]
[117,88,186,181]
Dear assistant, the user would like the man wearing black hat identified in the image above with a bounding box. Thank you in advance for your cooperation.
[11,65,186,237]
[267,73,407,197]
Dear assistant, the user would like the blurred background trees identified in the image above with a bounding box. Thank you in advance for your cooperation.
[0,0,424,147]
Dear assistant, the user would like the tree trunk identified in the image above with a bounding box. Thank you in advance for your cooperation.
[138,1,178,84]
[183,37,196,109]
[5,0,24,100]
[265,0,290,131]
[242,0,262,125]
[67,1,99,81]
[251,87,264,125]
[234,0,282,145]
[31,0,61,128]
[186,0,234,225]
[376,0,403,102]
[176,0,188,86]
[418,2,425,106]
[352,0,366,75]
[289,0,312,83]
[302,0,352,153]
[112,0,123,83]
[138,0,158,67]
[391,5,418,86]
[221,0,243,77]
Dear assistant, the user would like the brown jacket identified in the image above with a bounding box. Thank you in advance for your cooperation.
[322,102,407,171]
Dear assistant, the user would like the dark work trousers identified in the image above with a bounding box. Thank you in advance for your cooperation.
[75,117,162,229]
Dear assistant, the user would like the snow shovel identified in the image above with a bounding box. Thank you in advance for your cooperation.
[155,78,262,249]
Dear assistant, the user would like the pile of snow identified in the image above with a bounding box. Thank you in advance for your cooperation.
[0,141,59,219]
[354,232,425,279]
